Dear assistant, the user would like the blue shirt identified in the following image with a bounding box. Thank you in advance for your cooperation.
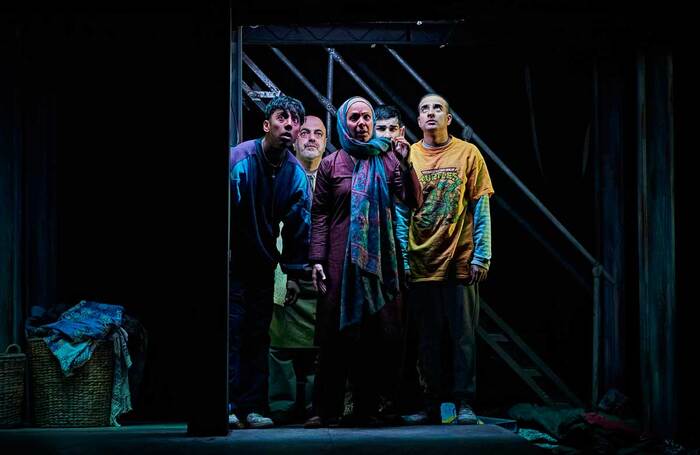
[230,138,312,277]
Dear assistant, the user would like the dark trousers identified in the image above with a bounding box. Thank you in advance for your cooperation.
[229,275,274,416]
[268,347,318,422]
[410,281,480,411]
[397,304,423,414]
[315,309,401,420]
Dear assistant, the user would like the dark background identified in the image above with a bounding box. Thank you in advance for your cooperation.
[1,0,694,443]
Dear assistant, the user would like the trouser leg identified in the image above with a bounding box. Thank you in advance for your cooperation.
[446,282,479,404]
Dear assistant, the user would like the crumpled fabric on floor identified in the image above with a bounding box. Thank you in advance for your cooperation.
[508,403,584,440]
[509,402,671,454]
[583,411,640,435]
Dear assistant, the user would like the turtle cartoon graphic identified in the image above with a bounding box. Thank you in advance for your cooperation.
[415,172,462,229]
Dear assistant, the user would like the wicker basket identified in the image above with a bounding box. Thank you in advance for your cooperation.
[0,344,26,427]
[28,337,113,427]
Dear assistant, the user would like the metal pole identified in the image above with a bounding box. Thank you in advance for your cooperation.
[327,48,384,104]
[328,48,419,141]
[242,81,268,111]
[234,27,243,145]
[236,27,243,143]
[270,46,337,153]
[242,52,281,94]
[388,44,612,280]
[270,47,337,116]
[355,60,419,143]
[326,52,334,147]
[472,128,615,284]
[357,60,415,123]
[389,44,614,283]
[385,45,468,129]
[592,265,602,407]
[493,196,591,293]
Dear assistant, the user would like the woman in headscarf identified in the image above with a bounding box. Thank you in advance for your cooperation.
[307,97,422,426]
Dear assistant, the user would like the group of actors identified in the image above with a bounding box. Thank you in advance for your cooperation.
[228,93,494,429]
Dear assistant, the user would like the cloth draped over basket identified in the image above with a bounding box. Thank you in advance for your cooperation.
[26,301,132,426]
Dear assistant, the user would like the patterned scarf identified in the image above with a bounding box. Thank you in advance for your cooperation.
[337,97,400,330]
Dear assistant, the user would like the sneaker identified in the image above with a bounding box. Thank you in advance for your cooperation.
[304,415,323,428]
[440,402,457,424]
[228,413,244,429]
[456,404,478,425]
[246,412,274,429]
[401,411,435,425]
[304,415,341,428]
[378,399,401,425]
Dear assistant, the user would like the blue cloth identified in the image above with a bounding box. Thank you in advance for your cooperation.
[336,96,391,159]
[40,301,132,426]
[336,96,400,330]
[471,195,492,270]
[394,200,411,272]
[43,301,124,374]
[110,327,132,426]
[230,139,312,277]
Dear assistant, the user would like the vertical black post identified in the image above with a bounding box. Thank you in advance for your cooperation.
[186,2,231,436]
[592,266,601,406]
[326,52,334,147]
[594,54,625,396]
[0,18,23,349]
[637,48,676,437]
[231,26,243,147]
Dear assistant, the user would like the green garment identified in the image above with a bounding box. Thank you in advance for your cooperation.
[270,233,318,348]
[268,349,316,419]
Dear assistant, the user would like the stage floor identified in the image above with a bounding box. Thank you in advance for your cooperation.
[0,423,542,454]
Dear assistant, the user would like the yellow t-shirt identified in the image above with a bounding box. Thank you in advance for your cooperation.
[409,137,494,282]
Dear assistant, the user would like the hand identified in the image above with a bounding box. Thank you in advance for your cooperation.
[284,279,301,307]
[403,269,411,289]
[469,264,488,285]
[311,263,327,295]
[391,136,411,163]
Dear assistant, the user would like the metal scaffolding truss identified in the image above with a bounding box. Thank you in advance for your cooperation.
[233,27,614,408]
[242,21,463,46]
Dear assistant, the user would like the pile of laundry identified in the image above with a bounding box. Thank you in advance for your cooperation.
[508,390,697,454]
[25,300,145,426]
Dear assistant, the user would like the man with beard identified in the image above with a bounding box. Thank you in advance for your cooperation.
[228,95,311,429]
[268,116,326,424]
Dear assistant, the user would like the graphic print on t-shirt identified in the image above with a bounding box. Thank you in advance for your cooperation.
[415,167,463,229]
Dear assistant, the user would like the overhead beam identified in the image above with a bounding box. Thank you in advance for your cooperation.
[242,22,461,46]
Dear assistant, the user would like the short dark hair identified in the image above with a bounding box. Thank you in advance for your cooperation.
[418,93,450,114]
[264,95,305,124]
[374,105,404,126]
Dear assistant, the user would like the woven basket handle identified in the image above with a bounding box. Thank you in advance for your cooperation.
[5,343,22,354]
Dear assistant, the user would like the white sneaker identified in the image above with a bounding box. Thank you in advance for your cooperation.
[401,411,441,425]
[401,411,429,425]
[456,404,478,425]
[246,412,274,429]
[228,413,244,429]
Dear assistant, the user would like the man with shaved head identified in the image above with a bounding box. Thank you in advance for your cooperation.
[402,94,494,425]
[268,115,326,424]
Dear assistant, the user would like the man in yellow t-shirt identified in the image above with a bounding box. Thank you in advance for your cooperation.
[401,94,494,426]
